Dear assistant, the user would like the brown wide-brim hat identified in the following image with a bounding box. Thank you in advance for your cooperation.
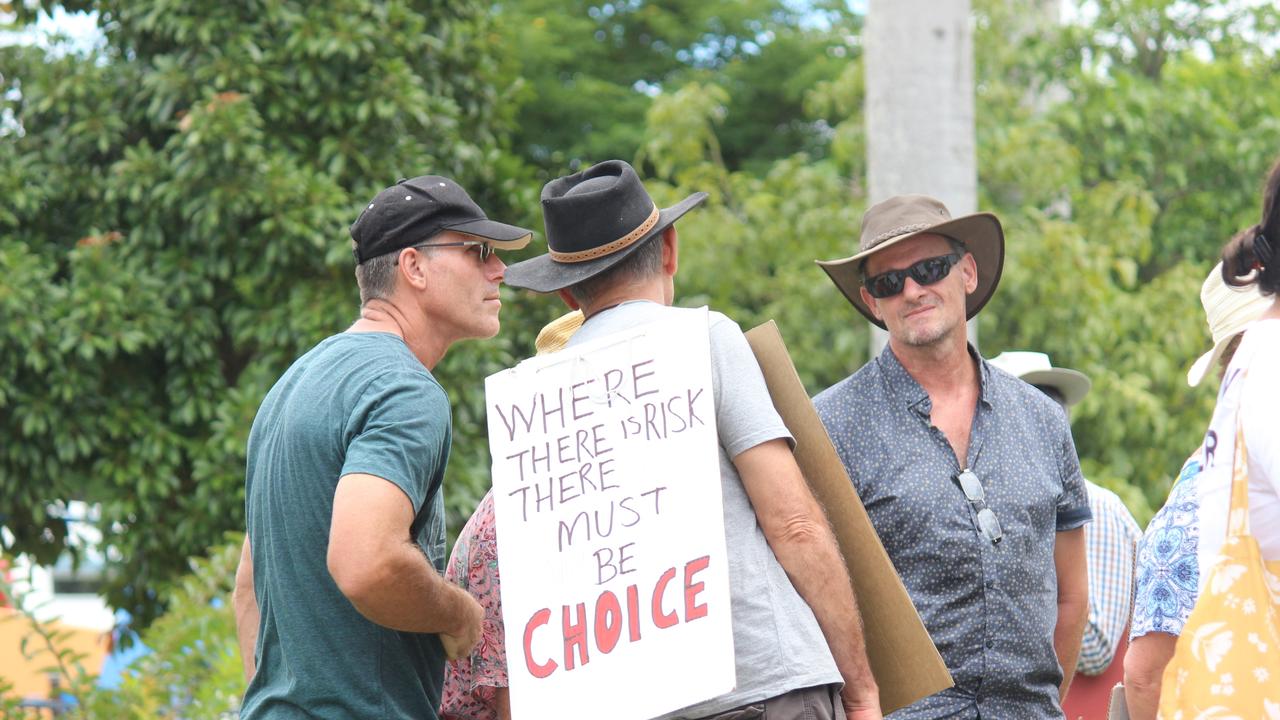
[816,194,1005,328]
[504,160,707,294]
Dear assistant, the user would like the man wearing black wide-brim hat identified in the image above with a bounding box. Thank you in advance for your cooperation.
[238,175,532,720]
[812,195,1092,718]
[503,160,881,720]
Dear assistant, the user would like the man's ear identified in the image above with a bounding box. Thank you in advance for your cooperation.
[661,226,678,276]
[557,289,581,310]
[398,247,430,290]
[859,286,883,321]
[960,253,978,294]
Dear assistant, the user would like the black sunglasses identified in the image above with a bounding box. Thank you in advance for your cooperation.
[395,240,494,265]
[955,469,1003,545]
[863,253,962,299]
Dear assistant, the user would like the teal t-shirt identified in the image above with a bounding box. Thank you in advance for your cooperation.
[241,332,452,719]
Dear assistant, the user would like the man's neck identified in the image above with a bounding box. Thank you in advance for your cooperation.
[349,300,447,370]
[579,279,668,319]
[889,332,978,398]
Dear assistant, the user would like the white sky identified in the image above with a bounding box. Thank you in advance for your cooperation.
[0,6,100,51]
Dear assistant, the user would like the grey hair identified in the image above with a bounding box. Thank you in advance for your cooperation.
[566,235,664,308]
[355,242,440,305]
[354,249,397,305]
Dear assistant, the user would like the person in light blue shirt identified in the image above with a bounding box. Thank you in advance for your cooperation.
[815,195,1091,719]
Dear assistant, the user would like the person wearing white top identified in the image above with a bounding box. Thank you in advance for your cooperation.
[1194,156,1280,585]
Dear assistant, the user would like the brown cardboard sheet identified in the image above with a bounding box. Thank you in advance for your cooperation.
[746,320,953,715]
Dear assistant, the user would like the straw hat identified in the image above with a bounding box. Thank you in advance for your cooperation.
[1187,262,1273,386]
[534,310,585,355]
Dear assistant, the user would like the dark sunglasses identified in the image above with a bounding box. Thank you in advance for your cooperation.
[863,253,962,299]
[955,469,1003,545]
[395,240,495,264]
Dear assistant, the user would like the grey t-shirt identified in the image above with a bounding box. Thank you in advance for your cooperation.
[242,332,452,719]
[567,301,841,718]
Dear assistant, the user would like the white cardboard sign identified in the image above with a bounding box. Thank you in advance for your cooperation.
[485,308,734,720]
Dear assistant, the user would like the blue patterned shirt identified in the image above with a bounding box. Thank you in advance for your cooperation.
[815,346,1092,720]
[1130,452,1203,640]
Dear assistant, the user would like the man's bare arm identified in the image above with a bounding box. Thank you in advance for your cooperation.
[327,473,483,658]
[735,438,881,719]
[1052,527,1089,699]
[233,536,259,682]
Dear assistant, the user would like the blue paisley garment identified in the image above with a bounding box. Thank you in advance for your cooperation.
[1130,451,1203,639]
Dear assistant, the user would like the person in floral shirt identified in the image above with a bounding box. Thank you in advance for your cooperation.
[1122,261,1273,719]
[442,490,507,720]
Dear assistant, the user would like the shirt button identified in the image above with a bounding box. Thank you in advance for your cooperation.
[985,578,995,589]
[986,640,994,649]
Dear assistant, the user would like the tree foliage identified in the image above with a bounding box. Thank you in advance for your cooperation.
[970,0,1280,517]
[0,0,518,627]
[492,0,858,173]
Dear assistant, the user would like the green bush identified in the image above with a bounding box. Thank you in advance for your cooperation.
[1,536,245,718]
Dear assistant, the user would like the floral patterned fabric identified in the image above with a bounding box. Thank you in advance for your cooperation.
[1131,452,1204,640]
[441,490,506,720]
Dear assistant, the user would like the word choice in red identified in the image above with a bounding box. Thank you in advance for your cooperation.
[522,556,712,678]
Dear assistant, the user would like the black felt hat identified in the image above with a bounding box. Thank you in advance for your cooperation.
[503,160,707,293]
[350,175,532,264]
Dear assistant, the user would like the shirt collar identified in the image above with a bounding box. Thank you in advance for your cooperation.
[875,343,996,414]
[974,350,996,409]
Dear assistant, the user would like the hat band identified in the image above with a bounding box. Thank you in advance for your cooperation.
[549,204,660,263]
[866,221,934,247]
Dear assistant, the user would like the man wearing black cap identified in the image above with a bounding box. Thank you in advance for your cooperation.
[233,176,532,720]
[812,195,1091,719]
[504,160,881,720]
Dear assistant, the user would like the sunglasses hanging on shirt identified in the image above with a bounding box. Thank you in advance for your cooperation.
[955,469,1003,545]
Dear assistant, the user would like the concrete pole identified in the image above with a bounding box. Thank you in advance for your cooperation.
[864,0,978,356]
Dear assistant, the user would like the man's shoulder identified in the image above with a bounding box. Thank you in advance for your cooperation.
[588,303,741,340]
[985,362,1070,428]
[299,332,438,385]
[813,359,883,411]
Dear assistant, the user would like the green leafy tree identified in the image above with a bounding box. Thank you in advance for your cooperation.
[0,0,517,628]
[970,0,1280,517]
[79,536,245,719]
[494,0,858,173]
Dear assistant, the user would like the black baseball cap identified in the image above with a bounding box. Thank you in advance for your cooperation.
[350,175,533,264]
